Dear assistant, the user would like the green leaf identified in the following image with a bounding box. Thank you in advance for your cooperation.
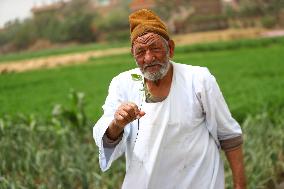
[131,74,142,81]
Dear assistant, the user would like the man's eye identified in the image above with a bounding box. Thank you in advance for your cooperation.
[152,47,161,51]
[136,50,145,56]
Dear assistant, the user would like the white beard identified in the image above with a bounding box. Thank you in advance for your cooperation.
[136,52,171,81]
[142,60,171,81]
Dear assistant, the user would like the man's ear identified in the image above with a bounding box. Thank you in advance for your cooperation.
[168,40,175,58]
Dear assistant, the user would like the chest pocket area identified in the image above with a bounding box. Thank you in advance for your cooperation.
[169,90,204,132]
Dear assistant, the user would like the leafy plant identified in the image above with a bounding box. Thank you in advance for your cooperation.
[0,90,125,188]
[225,108,284,189]
[52,89,87,130]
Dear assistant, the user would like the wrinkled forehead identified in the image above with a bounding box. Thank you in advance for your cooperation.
[133,33,165,47]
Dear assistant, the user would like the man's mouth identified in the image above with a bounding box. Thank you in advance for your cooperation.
[144,64,161,71]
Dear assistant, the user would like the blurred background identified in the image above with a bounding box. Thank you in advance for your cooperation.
[0,0,284,188]
[1,0,284,53]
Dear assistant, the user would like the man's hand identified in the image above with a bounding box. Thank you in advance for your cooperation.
[114,102,145,129]
[106,102,145,140]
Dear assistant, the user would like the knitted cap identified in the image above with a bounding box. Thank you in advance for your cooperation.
[129,9,169,43]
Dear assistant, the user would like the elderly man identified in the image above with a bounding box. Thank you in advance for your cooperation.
[93,9,246,189]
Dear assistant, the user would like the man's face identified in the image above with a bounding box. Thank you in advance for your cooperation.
[132,33,171,81]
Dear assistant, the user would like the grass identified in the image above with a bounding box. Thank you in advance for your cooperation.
[0,53,136,121]
[175,43,284,122]
[0,41,129,63]
[1,41,283,122]
[1,93,283,189]
[225,108,284,189]
[0,38,284,188]
[175,36,284,54]
[0,95,126,189]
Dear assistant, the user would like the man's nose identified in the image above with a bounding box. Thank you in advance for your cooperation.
[144,49,155,64]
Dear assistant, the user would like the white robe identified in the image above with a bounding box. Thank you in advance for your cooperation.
[93,62,242,189]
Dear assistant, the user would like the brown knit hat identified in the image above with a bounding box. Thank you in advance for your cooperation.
[129,9,169,43]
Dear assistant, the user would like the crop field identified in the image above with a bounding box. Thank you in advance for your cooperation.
[0,38,284,188]
[0,41,129,63]
[1,38,283,121]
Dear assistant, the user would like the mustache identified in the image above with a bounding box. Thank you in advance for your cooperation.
[143,61,164,70]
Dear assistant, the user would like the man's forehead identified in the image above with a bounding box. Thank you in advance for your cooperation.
[133,33,163,46]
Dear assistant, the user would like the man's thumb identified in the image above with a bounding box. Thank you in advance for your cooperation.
[136,111,145,119]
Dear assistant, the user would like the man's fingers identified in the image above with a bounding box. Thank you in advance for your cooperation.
[115,114,124,122]
[123,103,145,119]
[121,102,139,118]
[118,111,132,123]
[126,102,140,114]
[136,110,146,119]
[121,105,136,118]
[115,102,144,127]
[140,111,146,117]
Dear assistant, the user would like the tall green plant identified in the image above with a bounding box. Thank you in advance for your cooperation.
[52,89,87,130]
[0,90,125,188]
[225,108,284,189]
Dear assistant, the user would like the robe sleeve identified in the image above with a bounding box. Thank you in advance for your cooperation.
[93,76,128,171]
[197,68,243,149]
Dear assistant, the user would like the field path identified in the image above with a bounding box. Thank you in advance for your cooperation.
[1,28,282,74]
[0,47,130,73]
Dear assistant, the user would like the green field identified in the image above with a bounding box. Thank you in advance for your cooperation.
[0,41,129,63]
[0,39,284,188]
[1,40,283,121]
